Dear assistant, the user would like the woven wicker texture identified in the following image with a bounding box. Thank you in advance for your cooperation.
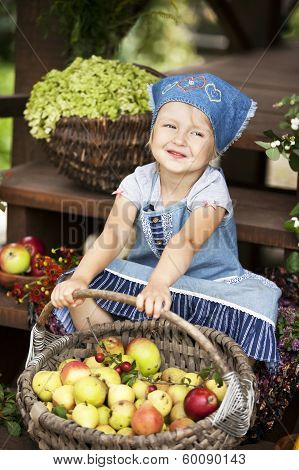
[17,289,257,450]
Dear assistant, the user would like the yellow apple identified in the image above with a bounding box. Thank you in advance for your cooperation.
[170,401,187,422]
[147,390,173,417]
[183,372,203,387]
[52,384,75,411]
[109,400,136,430]
[98,405,111,425]
[135,398,145,409]
[205,379,227,401]
[72,403,99,429]
[60,360,90,385]
[32,371,62,402]
[132,379,150,399]
[83,356,105,369]
[108,384,135,408]
[161,368,185,384]
[90,366,121,387]
[96,424,116,435]
[167,385,189,404]
[117,427,134,435]
[126,338,161,377]
[73,376,107,407]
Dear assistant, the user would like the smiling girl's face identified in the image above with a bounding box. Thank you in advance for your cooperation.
[150,101,215,177]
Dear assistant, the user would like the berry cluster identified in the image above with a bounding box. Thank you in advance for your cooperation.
[7,246,82,316]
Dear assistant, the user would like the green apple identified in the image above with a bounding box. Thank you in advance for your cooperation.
[96,424,116,434]
[32,370,62,402]
[132,379,150,399]
[108,384,135,408]
[205,379,227,401]
[109,400,136,430]
[84,356,105,369]
[72,403,99,429]
[170,401,187,422]
[126,338,161,377]
[52,384,75,411]
[161,368,185,384]
[0,243,31,274]
[167,385,189,404]
[117,427,134,435]
[73,376,107,407]
[147,390,172,417]
[98,405,111,425]
[91,366,121,387]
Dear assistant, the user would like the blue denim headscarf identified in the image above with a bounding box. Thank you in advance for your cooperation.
[147,73,257,154]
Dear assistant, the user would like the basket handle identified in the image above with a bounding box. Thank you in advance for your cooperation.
[37,289,231,376]
[133,62,166,79]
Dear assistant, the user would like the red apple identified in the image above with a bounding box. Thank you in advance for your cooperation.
[0,243,31,274]
[18,235,45,258]
[131,401,163,435]
[184,387,219,421]
[60,360,91,385]
[169,417,195,431]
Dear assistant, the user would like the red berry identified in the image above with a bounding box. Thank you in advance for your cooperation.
[114,365,122,374]
[95,352,105,363]
[120,361,132,372]
[148,385,157,393]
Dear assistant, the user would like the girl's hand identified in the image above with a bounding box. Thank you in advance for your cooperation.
[136,281,172,319]
[51,278,88,308]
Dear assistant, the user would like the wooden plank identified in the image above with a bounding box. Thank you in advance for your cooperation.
[0,95,28,118]
[0,160,297,250]
[0,289,29,330]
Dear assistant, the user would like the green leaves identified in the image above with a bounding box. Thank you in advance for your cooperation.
[52,405,67,419]
[265,147,280,160]
[285,251,299,274]
[0,383,22,436]
[24,56,160,141]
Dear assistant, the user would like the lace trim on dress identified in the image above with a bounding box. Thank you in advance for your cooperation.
[140,212,161,259]
[160,212,173,245]
[225,270,278,289]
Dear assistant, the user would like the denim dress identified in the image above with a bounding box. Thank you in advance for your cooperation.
[52,163,281,371]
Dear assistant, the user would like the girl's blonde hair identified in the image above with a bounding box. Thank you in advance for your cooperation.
[145,127,221,169]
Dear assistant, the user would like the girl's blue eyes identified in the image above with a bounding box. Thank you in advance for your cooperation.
[163,124,203,137]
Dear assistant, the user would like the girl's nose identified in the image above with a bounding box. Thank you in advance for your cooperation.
[172,130,187,145]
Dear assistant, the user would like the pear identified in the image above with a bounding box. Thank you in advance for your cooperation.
[46,402,53,412]
[32,370,62,402]
[109,400,136,430]
[182,372,202,387]
[83,356,105,369]
[132,379,150,399]
[205,379,227,401]
[147,390,172,417]
[161,368,185,384]
[126,338,161,377]
[135,398,145,409]
[152,372,169,392]
[72,403,99,429]
[98,405,111,425]
[117,427,134,436]
[96,424,116,435]
[170,401,187,422]
[73,376,107,407]
[90,366,121,387]
[108,384,135,408]
[167,385,189,404]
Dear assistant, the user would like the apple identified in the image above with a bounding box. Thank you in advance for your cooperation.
[83,356,105,369]
[135,398,145,409]
[18,235,45,257]
[168,385,189,404]
[126,338,161,377]
[0,243,31,274]
[96,336,125,362]
[57,358,77,371]
[60,360,90,385]
[205,379,227,402]
[131,401,163,435]
[32,370,62,402]
[132,379,150,400]
[46,402,53,412]
[147,390,172,417]
[161,368,185,384]
[170,402,187,422]
[108,384,135,408]
[117,427,134,436]
[109,400,136,430]
[183,372,202,387]
[169,418,195,431]
[90,366,121,387]
[98,405,111,425]
[72,403,99,429]
[73,376,107,407]
[52,384,75,411]
[184,387,219,421]
[96,424,116,435]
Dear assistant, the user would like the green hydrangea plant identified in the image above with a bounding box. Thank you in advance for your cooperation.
[24,56,159,141]
[255,94,299,273]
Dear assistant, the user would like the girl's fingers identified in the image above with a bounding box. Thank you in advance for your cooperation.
[153,297,164,319]
[145,297,154,317]
[136,293,144,311]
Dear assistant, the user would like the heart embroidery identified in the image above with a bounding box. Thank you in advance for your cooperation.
[205,83,222,102]
[177,74,206,92]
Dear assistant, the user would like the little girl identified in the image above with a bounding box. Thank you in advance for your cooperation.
[51,73,281,372]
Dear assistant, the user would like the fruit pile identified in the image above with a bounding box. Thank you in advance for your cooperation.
[32,336,227,436]
[0,236,46,276]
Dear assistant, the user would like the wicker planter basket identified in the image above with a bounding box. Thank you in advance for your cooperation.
[17,289,257,450]
[45,64,165,193]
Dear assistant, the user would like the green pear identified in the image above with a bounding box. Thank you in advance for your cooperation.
[90,366,121,387]
[147,390,172,417]
[96,424,116,434]
[167,385,189,404]
[98,405,111,425]
[170,401,187,422]
[109,400,136,430]
[108,384,135,408]
[32,370,62,402]
[117,427,134,435]
[132,379,150,399]
[73,376,107,407]
[72,403,99,429]
[126,338,161,377]
[161,368,185,384]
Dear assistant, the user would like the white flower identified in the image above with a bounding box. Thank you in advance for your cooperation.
[291,117,299,130]
[275,140,281,146]
[291,217,299,228]
[290,141,295,146]
[284,145,290,150]
[271,141,278,148]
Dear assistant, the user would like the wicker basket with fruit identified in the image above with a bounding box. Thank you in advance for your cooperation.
[17,289,257,450]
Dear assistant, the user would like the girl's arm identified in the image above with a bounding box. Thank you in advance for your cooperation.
[136,205,226,317]
[71,195,138,285]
